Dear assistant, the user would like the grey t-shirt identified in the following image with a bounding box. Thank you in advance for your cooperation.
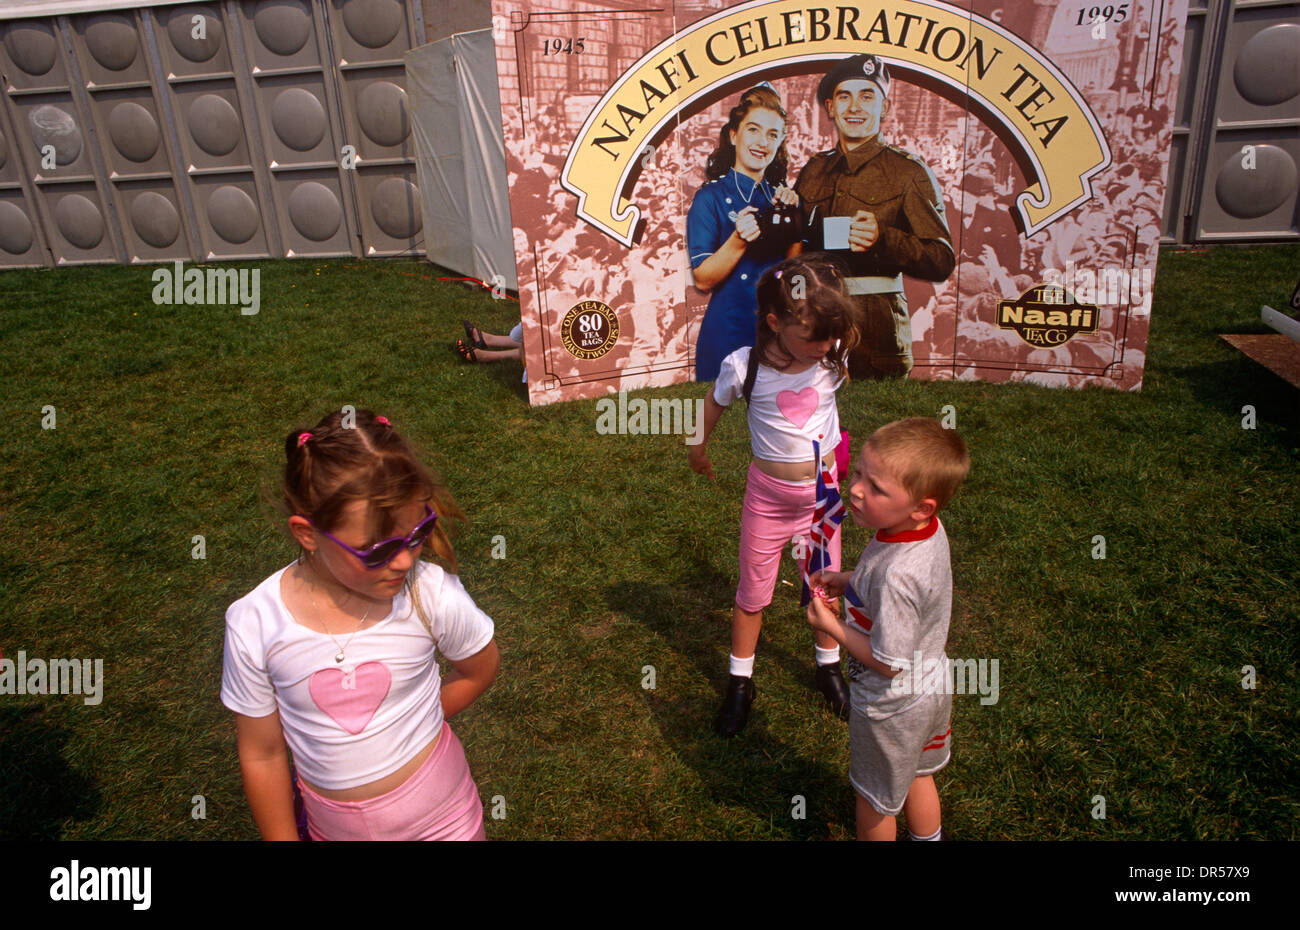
[846,518,952,720]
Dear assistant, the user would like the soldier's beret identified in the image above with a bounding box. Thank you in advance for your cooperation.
[817,54,892,103]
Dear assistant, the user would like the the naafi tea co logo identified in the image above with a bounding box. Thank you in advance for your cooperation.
[997,283,1100,347]
[560,300,620,360]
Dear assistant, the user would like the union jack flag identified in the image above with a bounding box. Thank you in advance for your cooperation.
[843,582,875,682]
[800,439,846,607]
[843,581,872,631]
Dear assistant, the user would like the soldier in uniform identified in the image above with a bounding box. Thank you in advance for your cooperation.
[795,54,955,379]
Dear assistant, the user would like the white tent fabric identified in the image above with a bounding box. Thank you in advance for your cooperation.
[406,29,517,290]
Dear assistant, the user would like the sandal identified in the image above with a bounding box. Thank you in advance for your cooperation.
[461,320,488,349]
[455,338,477,363]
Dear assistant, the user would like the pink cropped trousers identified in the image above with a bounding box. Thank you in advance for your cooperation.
[298,722,486,841]
[736,462,842,613]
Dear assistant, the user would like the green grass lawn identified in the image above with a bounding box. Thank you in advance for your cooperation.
[0,246,1296,840]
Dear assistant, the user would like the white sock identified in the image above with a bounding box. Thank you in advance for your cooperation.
[729,654,755,678]
[909,826,942,841]
[815,645,841,666]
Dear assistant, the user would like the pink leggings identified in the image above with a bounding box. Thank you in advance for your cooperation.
[298,723,486,841]
[736,462,841,613]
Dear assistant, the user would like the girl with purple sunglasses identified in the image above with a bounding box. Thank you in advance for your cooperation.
[220,408,499,840]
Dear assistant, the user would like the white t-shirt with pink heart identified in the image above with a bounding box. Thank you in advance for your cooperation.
[221,560,494,790]
[713,346,844,463]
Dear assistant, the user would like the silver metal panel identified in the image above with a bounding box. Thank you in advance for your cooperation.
[38,179,120,263]
[1162,134,1189,241]
[1189,0,1300,240]
[151,2,235,78]
[1213,3,1300,124]
[275,168,356,256]
[0,54,51,267]
[168,80,255,170]
[0,0,425,268]
[353,161,421,255]
[0,16,127,265]
[12,92,98,181]
[1163,0,1214,242]
[145,1,281,257]
[324,0,421,256]
[113,177,195,260]
[1,18,74,91]
[256,72,337,167]
[240,0,327,72]
[191,171,271,257]
[1197,132,1300,239]
[323,0,414,64]
[73,10,197,263]
[70,11,154,87]
[86,86,173,177]
[236,0,360,257]
[0,189,48,266]
[336,65,413,162]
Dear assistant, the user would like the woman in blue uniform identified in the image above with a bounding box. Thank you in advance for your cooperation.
[687,84,803,382]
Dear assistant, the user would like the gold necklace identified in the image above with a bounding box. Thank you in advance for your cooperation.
[305,562,372,664]
[311,591,370,664]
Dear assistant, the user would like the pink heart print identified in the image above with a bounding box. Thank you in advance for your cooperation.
[309,662,391,734]
[776,388,818,429]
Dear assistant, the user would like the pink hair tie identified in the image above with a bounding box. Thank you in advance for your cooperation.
[297,432,313,447]
[375,416,391,426]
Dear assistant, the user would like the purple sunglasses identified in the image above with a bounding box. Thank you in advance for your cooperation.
[307,504,438,569]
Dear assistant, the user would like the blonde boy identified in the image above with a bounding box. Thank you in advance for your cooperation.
[807,417,970,841]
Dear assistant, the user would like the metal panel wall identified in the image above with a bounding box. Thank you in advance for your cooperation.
[235,0,359,258]
[76,10,198,264]
[1194,0,1299,240]
[1,16,125,265]
[1163,0,1300,242]
[1163,0,1213,243]
[323,0,422,256]
[0,0,425,268]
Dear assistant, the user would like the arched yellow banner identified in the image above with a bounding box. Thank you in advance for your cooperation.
[561,0,1111,245]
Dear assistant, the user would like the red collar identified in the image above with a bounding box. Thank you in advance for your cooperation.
[875,517,940,544]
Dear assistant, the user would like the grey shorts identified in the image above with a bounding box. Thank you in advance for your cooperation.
[848,692,952,816]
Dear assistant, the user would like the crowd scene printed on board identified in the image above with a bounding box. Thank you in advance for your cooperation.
[491,0,1187,405]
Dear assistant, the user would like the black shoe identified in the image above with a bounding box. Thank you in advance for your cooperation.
[815,662,850,720]
[715,674,756,737]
